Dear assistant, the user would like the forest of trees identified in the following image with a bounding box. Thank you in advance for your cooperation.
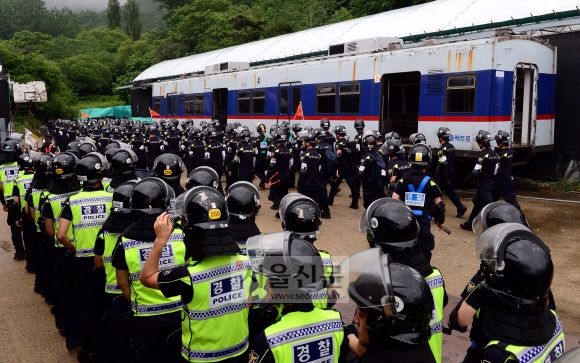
[0,0,432,120]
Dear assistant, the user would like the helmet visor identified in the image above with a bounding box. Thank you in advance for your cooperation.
[279,193,321,227]
[358,198,384,234]
[190,166,220,189]
[474,223,532,271]
[473,202,502,233]
[337,248,398,318]
[226,181,260,219]
[246,231,292,275]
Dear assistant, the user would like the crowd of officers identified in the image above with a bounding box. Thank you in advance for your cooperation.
[1,116,570,363]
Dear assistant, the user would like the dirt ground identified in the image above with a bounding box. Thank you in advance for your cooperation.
[0,179,579,362]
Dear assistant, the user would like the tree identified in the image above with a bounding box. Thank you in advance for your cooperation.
[123,0,142,41]
[59,54,113,96]
[349,0,432,18]
[107,0,122,29]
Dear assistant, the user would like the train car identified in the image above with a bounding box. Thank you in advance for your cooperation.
[147,32,555,156]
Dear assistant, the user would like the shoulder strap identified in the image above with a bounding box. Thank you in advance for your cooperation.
[416,176,431,193]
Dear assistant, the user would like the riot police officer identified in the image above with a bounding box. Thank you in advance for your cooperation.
[329,125,359,209]
[296,130,323,211]
[383,138,410,197]
[492,130,521,211]
[112,178,185,363]
[392,144,446,262]
[165,125,181,155]
[460,130,498,231]
[57,152,113,362]
[205,127,225,194]
[320,118,335,146]
[77,141,96,159]
[225,181,261,254]
[339,248,436,363]
[185,166,221,191]
[108,148,139,192]
[358,198,447,363]
[187,127,206,172]
[224,125,240,189]
[145,125,167,170]
[266,130,292,210]
[354,130,386,208]
[130,127,147,169]
[254,123,269,188]
[0,140,24,260]
[152,153,186,195]
[246,231,349,363]
[435,127,467,217]
[229,128,255,183]
[140,186,251,363]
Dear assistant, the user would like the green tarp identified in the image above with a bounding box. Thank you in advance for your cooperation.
[78,105,132,119]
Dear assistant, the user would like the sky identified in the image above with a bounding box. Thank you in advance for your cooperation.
[43,0,128,12]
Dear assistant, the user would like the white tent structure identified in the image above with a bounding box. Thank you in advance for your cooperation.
[134,0,580,82]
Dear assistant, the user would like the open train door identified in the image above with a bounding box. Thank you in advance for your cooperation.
[212,88,228,128]
[277,82,302,125]
[512,64,538,149]
[380,72,421,141]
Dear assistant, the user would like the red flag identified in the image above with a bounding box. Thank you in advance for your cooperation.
[292,102,303,120]
[81,111,90,119]
[149,107,161,118]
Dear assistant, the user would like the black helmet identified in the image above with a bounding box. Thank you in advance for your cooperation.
[104,147,120,163]
[334,125,347,136]
[225,123,235,135]
[362,130,377,151]
[111,148,138,177]
[153,153,184,182]
[105,141,121,151]
[256,123,266,134]
[476,223,553,312]
[111,180,137,214]
[359,198,418,249]
[212,119,220,128]
[384,131,401,140]
[340,248,433,344]
[50,152,79,179]
[436,127,451,140]
[17,150,39,170]
[274,129,287,143]
[408,144,432,166]
[67,141,80,156]
[472,202,528,233]
[320,118,330,129]
[298,130,315,143]
[186,166,220,190]
[239,128,251,142]
[191,127,202,139]
[130,177,175,215]
[34,153,55,175]
[279,193,322,239]
[383,138,403,155]
[233,122,241,128]
[207,127,218,139]
[2,139,23,161]
[270,124,280,137]
[174,186,229,230]
[291,123,302,133]
[409,133,427,145]
[494,130,511,146]
[76,152,109,183]
[354,118,365,130]
[475,130,493,144]
[225,181,260,221]
[78,142,97,158]
[247,231,325,300]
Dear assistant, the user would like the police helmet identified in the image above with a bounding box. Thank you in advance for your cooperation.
[225,123,236,135]
[67,141,80,156]
[476,223,553,312]
[340,248,433,344]
[274,129,287,143]
[233,122,242,128]
[174,186,228,230]
[207,127,218,139]
[291,123,302,134]
[256,123,266,134]
[191,127,202,139]
[334,125,347,136]
[106,141,121,151]
[78,142,97,158]
[239,128,251,142]
[111,180,137,214]
[494,130,511,146]
[408,144,432,166]
[354,118,365,130]
[270,124,279,138]
[472,202,528,234]
[314,127,326,141]
[475,130,493,144]
[34,153,55,175]
[279,193,322,239]
[17,150,39,170]
[212,119,220,128]
[384,131,401,140]
[186,166,220,190]
[130,177,175,215]
[436,127,451,140]
[225,181,260,221]
[362,130,377,151]
[384,138,403,155]
[50,152,79,179]
[320,118,331,129]
[153,153,184,182]
[298,130,315,144]
[111,148,138,177]
[247,231,325,299]
[359,198,418,249]
[104,146,120,164]
[409,133,427,145]
[76,152,109,183]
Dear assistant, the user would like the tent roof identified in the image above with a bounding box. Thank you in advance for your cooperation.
[134,0,580,82]
[78,105,132,119]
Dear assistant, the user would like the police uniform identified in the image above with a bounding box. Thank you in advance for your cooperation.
[329,137,359,207]
[225,135,240,189]
[357,150,386,208]
[267,144,291,208]
[297,147,322,207]
[492,147,520,209]
[464,148,498,226]
[146,134,167,170]
[166,130,181,155]
[1,161,23,257]
[130,132,147,169]
[206,140,226,193]
[254,134,270,186]
[188,138,207,171]
[13,171,35,271]
[314,140,332,211]
[387,157,410,183]
[231,140,255,183]
[311,250,333,309]
[435,141,465,212]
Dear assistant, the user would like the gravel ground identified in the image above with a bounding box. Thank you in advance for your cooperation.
[0,178,578,362]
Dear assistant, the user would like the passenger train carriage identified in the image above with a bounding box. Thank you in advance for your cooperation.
[147,33,556,156]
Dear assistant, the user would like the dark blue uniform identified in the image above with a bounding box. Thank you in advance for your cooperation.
[466,148,498,223]
[253,134,270,186]
[267,144,291,207]
[492,147,520,209]
[436,141,465,212]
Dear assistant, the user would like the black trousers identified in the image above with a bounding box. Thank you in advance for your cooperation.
[135,312,181,363]
[225,167,238,190]
[300,183,321,207]
[7,210,24,255]
[136,152,147,169]
[436,173,464,209]
[270,176,289,206]
[467,185,494,222]
[318,176,330,213]
[255,155,267,183]
[36,231,52,295]
[22,215,37,270]
[101,292,120,362]
[74,257,96,353]
[329,167,358,206]
[52,247,68,329]
[362,183,383,209]
[417,217,435,263]
[492,178,520,209]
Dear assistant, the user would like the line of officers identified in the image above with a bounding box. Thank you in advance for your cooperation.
[1,126,572,363]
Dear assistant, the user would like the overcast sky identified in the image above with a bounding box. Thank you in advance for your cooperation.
[43,0,127,12]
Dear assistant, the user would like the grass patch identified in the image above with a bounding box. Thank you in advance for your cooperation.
[515,177,580,193]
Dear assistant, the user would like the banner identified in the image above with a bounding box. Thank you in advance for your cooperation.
[149,107,161,118]
[24,129,38,147]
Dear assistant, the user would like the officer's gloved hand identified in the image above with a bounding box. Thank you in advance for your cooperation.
[345,323,359,338]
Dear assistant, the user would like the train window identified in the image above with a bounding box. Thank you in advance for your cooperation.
[445,75,476,113]
[238,90,250,114]
[292,88,301,114]
[317,85,336,114]
[339,83,360,114]
[252,90,266,114]
[184,95,194,114]
[154,98,161,113]
[194,95,204,114]
[280,88,289,114]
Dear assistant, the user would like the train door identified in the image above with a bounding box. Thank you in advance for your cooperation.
[166,93,178,117]
[212,88,228,127]
[277,82,302,124]
[512,64,538,147]
[380,72,421,140]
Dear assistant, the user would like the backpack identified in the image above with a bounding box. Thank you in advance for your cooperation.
[368,153,387,188]
[343,141,359,167]
[321,146,336,176]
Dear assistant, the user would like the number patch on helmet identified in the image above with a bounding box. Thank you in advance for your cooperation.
[209,208,221,220]
[405,192,426,207]
[163,169,172,176]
